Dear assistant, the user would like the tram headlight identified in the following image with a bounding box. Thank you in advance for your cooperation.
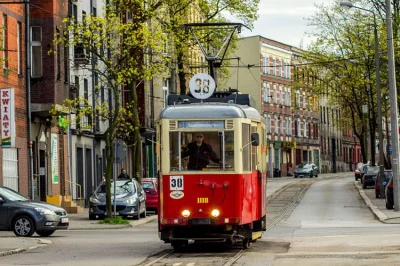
[211,209,220,217]
[182,210,191,218]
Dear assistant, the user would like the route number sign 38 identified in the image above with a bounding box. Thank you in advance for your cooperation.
[189,73,216,100]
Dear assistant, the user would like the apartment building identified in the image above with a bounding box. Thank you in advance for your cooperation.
[290,47,320,170]
[226,36,307,177]
[0,4,29,195]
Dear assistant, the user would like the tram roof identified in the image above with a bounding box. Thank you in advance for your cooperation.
[159,103,263,121]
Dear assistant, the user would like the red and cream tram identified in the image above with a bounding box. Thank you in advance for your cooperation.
[156,89,268,250]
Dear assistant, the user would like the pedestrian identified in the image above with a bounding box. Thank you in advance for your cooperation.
[118,168,130,180]
[181,133,221,170]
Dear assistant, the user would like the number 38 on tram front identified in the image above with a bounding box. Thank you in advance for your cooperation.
[155,91,268,250]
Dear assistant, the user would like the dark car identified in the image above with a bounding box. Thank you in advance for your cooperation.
[0,186,69,237]
[362,166,379,189]
[294,162,318,178]
[141,178,159,214]
[375,170,392,198]
[88,179,146,220]
[385,175,394,209]
[354,163,366,181]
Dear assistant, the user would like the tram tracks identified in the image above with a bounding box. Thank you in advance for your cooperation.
[139,179,317,266]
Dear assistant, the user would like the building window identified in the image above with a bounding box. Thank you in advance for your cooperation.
[17,22,22,75]
[277,59,281,77]
[31,26,43,78]
[263,82,268,103]
[2,14,7,70]
[266,114,271,133]
[263,55,267,74]
[163,78,169,108]
[274,115,278,134]
[279,86,283,105]
[273,84,277,104]
[56,28,61,80]
[286,117,291,135]
[295,90,300,108]
[280,119,285,135]
[272,58,276,75]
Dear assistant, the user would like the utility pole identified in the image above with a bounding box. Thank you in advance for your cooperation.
[385,0,400,211]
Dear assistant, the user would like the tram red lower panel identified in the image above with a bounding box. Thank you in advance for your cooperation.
[158,171,266,230]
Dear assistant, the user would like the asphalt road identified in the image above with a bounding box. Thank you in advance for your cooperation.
[3,175,400,265]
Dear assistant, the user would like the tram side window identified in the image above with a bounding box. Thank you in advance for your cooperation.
[251,126,257,170]
[242,124,251,171]
[224,131,235,170]
[170,132,180,171]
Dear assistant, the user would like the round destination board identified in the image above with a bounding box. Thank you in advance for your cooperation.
[188,73,216,100]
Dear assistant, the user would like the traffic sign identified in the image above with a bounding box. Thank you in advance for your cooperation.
[114,139,126,163]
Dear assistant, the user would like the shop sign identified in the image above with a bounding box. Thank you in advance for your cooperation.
[51,134,59,184]
[282,141,296,149]
[1,88,15,147]
[273,141,282,149]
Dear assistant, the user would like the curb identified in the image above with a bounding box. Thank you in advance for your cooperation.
[0,238,52,258]
[353,181,388,222]
[67,215,158,230]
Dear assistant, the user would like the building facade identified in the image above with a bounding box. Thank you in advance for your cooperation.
[0,4,29,195]
[226,36,321,177]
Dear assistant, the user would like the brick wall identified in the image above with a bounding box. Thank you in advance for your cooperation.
[0,5,28,194]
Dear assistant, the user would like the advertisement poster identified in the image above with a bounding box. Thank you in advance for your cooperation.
[51,134,59,184]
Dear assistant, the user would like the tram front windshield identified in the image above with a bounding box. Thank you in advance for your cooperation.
[170,131,234,171]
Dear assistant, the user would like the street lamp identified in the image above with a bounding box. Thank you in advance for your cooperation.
[384,0,400,211]
[340,1,385,198]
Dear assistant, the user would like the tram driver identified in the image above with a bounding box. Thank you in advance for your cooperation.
[181,133,221,170]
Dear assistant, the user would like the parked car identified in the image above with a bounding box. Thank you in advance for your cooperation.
[141,178,159,214]
[0,186,69,237]
[354,162,366,181]
[361,166,379,189]
[385,174,394,209]
[294,162,318,178]
[375,170,393,198]
[360,164,370,183]
[88,179,146,220]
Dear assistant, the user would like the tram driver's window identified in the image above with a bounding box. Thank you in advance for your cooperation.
[178,131,226,171]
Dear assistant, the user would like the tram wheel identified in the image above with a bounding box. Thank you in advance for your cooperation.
[242,238,250,249]
[172,240,187,252]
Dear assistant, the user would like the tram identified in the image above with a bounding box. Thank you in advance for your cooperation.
[155,74,268,250]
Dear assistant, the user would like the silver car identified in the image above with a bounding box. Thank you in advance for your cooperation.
[294,162,319,178]
[88,179,146,220]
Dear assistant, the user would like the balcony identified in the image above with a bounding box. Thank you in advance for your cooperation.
[74,45,90,65]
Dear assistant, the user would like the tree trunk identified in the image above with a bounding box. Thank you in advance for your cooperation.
[177,50,187,95]
[129,80,143,182]
[104,86,120,218]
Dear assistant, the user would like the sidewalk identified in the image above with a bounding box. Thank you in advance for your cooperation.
[67,209,157,230]
[0,237,51,257]
[354,181,400,224]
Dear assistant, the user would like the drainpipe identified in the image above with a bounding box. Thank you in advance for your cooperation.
[90,0,96,196]
[25,0,34,199]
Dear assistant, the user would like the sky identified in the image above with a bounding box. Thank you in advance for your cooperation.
[239,0,336,49]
